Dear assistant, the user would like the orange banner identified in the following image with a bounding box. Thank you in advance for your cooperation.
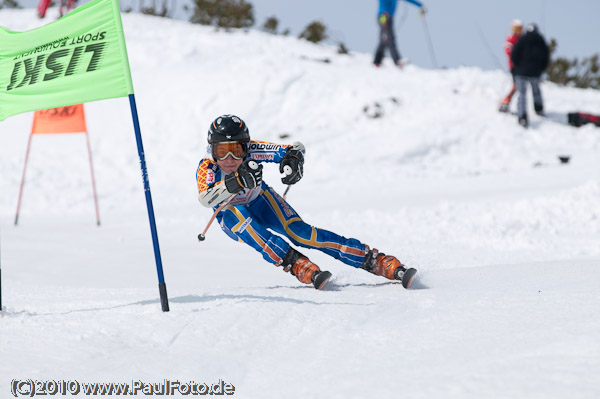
[31,104,87,134]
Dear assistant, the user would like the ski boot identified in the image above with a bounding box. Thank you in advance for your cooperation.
[534,103,545,116]
[282,248,331,290]
[518,114,528,128]
[498,93,512,113]
[361,248,417,289]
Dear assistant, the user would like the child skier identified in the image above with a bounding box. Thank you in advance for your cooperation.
[196,115,417,290]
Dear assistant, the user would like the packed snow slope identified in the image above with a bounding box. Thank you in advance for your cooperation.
[1,8,600,399]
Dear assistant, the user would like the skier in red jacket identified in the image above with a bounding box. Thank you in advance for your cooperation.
[37,0,76,19]
[498,19,524,113]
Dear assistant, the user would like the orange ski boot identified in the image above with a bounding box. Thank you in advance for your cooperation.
[282,248,332,290]
[361,248,417,289]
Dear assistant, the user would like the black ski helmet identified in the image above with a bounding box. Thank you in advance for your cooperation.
[207,114,250,144]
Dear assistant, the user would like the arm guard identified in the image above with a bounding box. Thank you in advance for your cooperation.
[197,158,236,208]
[198,182,233,208]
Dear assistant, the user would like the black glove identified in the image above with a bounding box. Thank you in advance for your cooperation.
[225,159,263,193]
[279,142,304,185]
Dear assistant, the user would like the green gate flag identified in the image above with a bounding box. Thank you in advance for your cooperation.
[0,0,134,121]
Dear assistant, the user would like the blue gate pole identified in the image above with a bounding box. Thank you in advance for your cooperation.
[128,94,169,312]
[1,225,3,312]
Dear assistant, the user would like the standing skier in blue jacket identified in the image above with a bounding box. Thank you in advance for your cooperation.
[374,0,426,67]
[197,115,417,290]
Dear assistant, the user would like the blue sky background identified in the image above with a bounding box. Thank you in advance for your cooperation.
[14,0,600,71]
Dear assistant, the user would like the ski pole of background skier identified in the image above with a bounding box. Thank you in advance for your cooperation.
[419,9,438,68]
[474,21,504,70]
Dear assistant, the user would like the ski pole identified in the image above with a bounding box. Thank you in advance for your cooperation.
[0,225,3,312]
[282,165,293,200]
[198,161,262,241]
[420,14,438,68]
[283,185,291,200]
[474,21,505,71]
[197,193,237,242]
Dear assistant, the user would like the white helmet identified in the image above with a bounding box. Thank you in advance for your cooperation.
[511,19,524,34]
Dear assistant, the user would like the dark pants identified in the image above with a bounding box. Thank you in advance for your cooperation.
[374,14,401,65]
[515,75,543,118]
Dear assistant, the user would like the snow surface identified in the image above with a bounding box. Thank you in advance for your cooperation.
[1,8,600,399]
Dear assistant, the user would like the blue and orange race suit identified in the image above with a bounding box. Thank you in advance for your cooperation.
[196,140,368,268]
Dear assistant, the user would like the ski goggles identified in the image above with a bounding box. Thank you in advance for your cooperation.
[212,141,247,160]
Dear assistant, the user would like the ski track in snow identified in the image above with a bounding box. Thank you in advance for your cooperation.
[1,8,600,399]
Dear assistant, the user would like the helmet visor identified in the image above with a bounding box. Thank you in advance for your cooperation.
[212,141,247,160]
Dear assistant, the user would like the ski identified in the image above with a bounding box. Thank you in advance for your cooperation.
[401,268,417,289]
[312,270,332,290]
